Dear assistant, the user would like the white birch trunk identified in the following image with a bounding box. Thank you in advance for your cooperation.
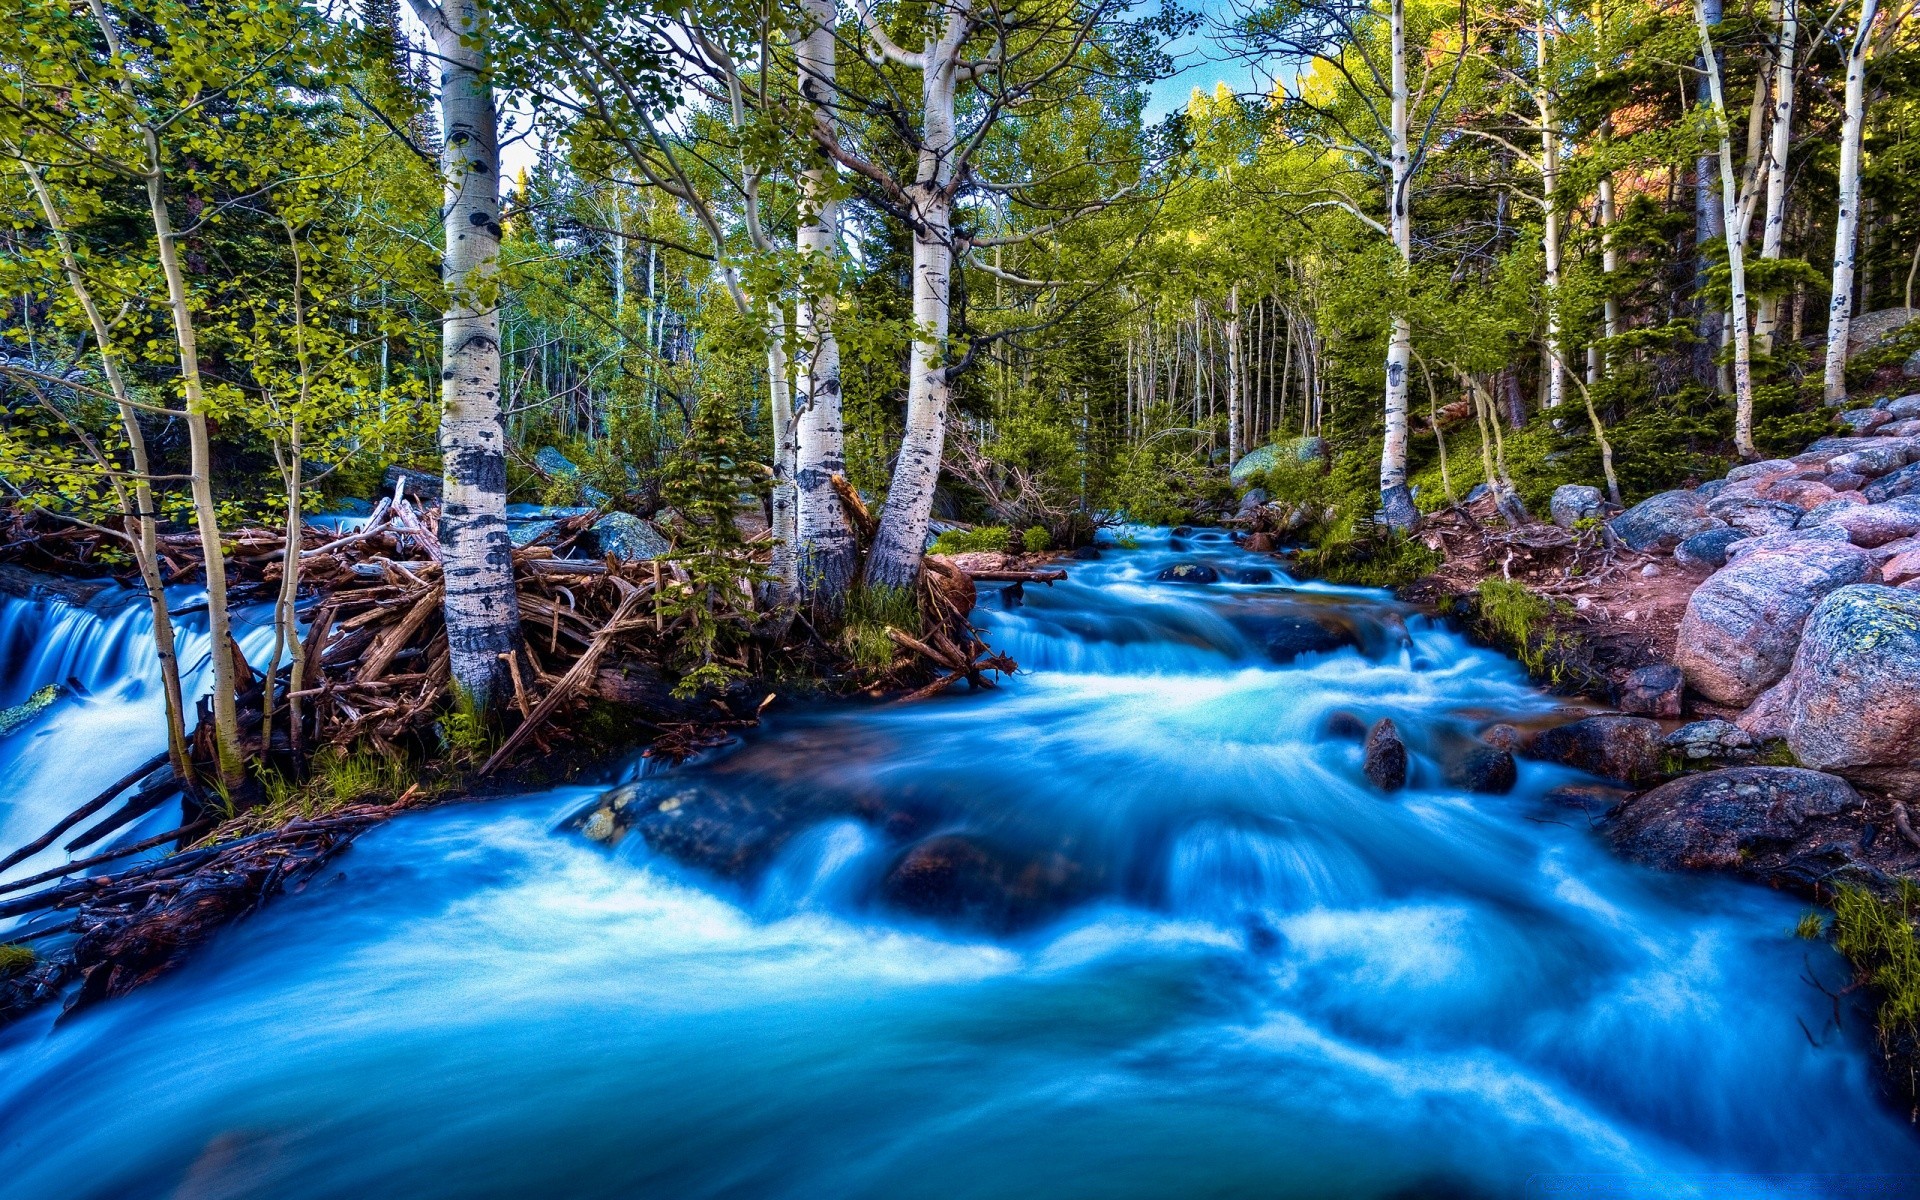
[414,0,523,712]
[1755,0,1797,353]
[1379,0,1416,528]
[793,0,857,606]
[766,310,798,604]
[1695,0,1757,454]
[865,7,967,589]
[1538,10,1564,410]
[1824,0,1880,405]
[1227,286,1243,463]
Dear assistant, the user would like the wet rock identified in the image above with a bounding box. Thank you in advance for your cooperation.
[1609,490,1722,552]
[1363,718,1408,791]
[1479,724,1523,754]
[1705,493,1805,537]
[1663,719,1756,763]
[1673,527,1747,570]
[1865,462,1920,504]
[1070,544,1103,560]
[1445,745,1517,794]
[586,512,671,562]
[1243,532,1275,553]
[1807,502,1920,547]
[1617,665,1683,717]
[1545,782,1629,817]
[1673,537,1874,705]
[1258,614,1356,664]
[881,834,1088,930]
[1607,767,1863,873]
[1839,407,1892,434]
[1768,585,1920,793]
[0,683,63,738]
[1324,711,1368,740]
[1171,526,1195,538]
[1523,715,1665,784]
[1156,562,1218,584]
[1550,484,1606,529]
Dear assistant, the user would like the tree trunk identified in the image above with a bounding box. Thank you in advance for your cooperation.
[793,0,857,607]
[1756,0,1796,352]
[1379,0,1416,529]
[415,0,523,711]
[1226,286,1243,463]
[1693,0,1726,389]
[1824,0,1881,405]
[1539,9,1564,410]
[1696,0,1757,455]
[766,311,798,604]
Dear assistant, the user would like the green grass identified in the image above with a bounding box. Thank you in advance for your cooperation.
[842,585,921,673]
[1294,515,1442,588]
[1834,882,1920,1037]
[931,526,1010,554]
[1796,912,1829,940]
[1475,578,1572,680]
[0,944,34,978]
[1020,526,1050,553]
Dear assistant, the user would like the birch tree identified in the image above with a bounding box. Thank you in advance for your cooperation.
[406,0,525,714]
[1694,0,1757,456]
[1823,0,1882,405]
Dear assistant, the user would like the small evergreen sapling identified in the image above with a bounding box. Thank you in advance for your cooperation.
[660,396,768,696]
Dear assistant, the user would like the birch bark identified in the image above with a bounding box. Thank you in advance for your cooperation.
[1824,0,1881,405]
[1379,0,1416,529]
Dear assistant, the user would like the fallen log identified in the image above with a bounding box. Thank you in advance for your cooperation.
[965,569,1067,583]
[0,752,169,877]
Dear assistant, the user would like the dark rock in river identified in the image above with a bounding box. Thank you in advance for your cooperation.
[1364,718,1408,791]
[1157,563,1218,584]
[1479,724,1523,754]
[1234,566,1276,584]
[1523,715,1665,784]
[1071,545,1102,560]
[882,834,1089,930]
[1544,783,1629,818]
[1445,746,1517,794]
[1323,711,1368,740]
[1608,767,1863,873]
[1616,664,1683,718]
[1257,615,1356,664]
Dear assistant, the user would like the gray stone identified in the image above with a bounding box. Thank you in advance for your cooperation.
[382,464,441,502]
[1864,461,1920,504]
[1674,526,1748,570]
[1809,502,1920,548]
[1767,585,1920,793]
[1609,490,1723,552]
[1157,563,1219,584]
[1706,493,1805,537]
[535,446,580,477]
[1724,525,1852,563]
[1523,715,1666,784]
[1608,767,1863,872]
[1825,470,1867,493]
[1726,459,1797,483]
[1806,437,1864,456]
[1229,438,1326,484]
[1617,664,1684,717]
[1673,537,1875,705]
[1663,719,1756,762]
[587,512,671,562]
[1905,349,1920,379]
[1363,718,1408,791]
[1444,746,1517,794]
[1550,484,1606,529]
[1880,419,1920,439]
[1800,497,1870,527]
[1839,408,1893,433]
[1824,439,1920,478]
[1694,478,1729,500]
[1887,394,1920,419]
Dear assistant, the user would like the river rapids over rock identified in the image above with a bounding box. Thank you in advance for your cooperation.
[0,529,1915,1197]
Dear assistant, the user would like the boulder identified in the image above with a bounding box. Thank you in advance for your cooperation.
[882,834,1091,931]
[1800,496,1871,527]
[1808,502,1920,548]
[1673,527,1748,571]
[1617,664,1683,717]
[1229,438,1326,484]
[1609,490,1722,552]
[1806,437,1866,456]
[0,683,63,738]
[1770,585,1920,792]
[1522,715,1665,784]
[1882,419,1920,438]
[1444,746,1517,794]
[1838,408,1892,434]
[1826,440,1920,478]
[1235,488,1270,521]
[1726,459,1798,484]
[1156,562,1219,584]
[1663,719,1755,763]
[1607,767,1863,872]
[1865,461,1920,504]
[1674,537,1874,705]
[1363,718,1408,791]
[1888,393,1920,420]
[1695,478,1729,500]
[1826,471,1868,493]
[1550,484,1606,529]
[1883,545,1920,587]
[1754,477,1836,510]
[586,512,671,562]
[1479,724,1523,753]
[1705,493,1805,537]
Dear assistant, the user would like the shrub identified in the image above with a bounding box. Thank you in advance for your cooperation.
[1021,526,1049,553]
[931,526,1010,554]
[1833,882,1920,1038]
[0,944,33,978]
[841,585,919,673]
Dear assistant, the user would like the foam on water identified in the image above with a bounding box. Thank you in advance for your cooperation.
[0,533,1913,1197]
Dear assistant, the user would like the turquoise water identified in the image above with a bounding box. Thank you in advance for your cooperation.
[0,530,1912,1198]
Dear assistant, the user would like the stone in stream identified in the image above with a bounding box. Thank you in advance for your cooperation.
[1156,563,1219,584]
[882,834,1091,931]
[1479,724,1523,753]
[1672,535,1874,705]
[1673,527,1747,571]
[1256,614,1356,664]
[1363,718,1408,791]
[1522,715,1665,785]
[1323,711,1368,740]
[1549,484,1605,529]
[1663,719,1756,763]
[0,684,63,738]
[1607,767,1863,873]
[1609,490,1722,552]
[1760,585,1920,793]
[1444,745,1517,794]
[1616,664,1683,717]
[1070,544,1103,560]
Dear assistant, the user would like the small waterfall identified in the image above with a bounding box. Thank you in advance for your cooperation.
[1164,819,1377,919]
[755,820,884,917]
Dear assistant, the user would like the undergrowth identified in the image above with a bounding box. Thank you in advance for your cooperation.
[1295,514,1441,588]
[1833,882,1920,1041]
[1475,578,1572,680]
[0,944,34,977]
[842,585,920,673]
[230,748,421,839]
[931,526,1010,554]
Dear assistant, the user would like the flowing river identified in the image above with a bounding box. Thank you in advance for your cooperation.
[0,529,1915,1198]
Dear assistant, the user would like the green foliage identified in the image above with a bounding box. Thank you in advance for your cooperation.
[1021,525,1050,553]
[931,526,1010,554]
[660,394,766,697]
[841,585,919,674]
[1834,883,1920,1039]
[1474,578,1570,677]
[0,944,34,978]
[1296,516,1441,588]
[1795,912,1828,940]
